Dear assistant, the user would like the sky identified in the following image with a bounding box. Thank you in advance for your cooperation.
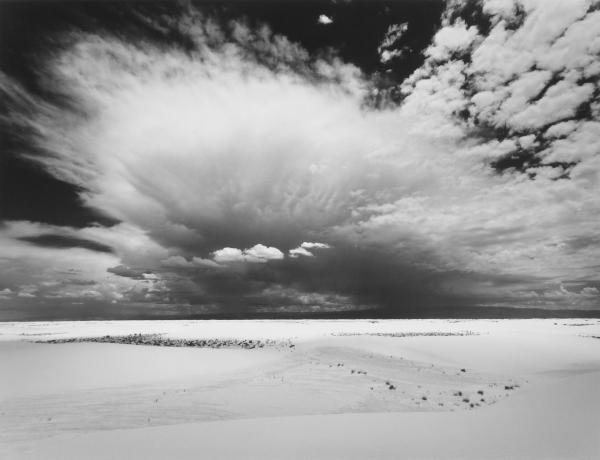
[1,0,599,320]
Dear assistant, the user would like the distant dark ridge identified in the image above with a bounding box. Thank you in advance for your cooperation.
[2,305,600,322]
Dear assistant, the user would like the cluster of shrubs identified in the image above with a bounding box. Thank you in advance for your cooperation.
[350,369,367,375]
[39,333,293,349]
[333,331,477,337]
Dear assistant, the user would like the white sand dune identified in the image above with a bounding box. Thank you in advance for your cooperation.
[1,319,599,459]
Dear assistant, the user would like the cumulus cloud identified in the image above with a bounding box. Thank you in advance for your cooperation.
[244,244,285,262]
[213,244,284,264]
[289,242,331,258]
[581,287,600,296]
[426,19,478,61]
[1,1,599,315]
[386,0,599,286]
[318,14,333,25]
[289,247,314,258]
[211,248,245,263]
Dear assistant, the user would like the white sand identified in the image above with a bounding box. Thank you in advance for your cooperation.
[1,319,599,459]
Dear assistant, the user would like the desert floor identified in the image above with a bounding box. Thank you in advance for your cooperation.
[0,319,599,459]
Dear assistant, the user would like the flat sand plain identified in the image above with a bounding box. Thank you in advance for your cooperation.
[1,319,599,459]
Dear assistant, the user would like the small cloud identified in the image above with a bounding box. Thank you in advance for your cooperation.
[426,19,478,61]
[289,242,331,258]
[289,247,314,258]
[244,244,284,263]
[301,242,331,249]
[318,14,333,25]
[378,23,409,64]
[213,244,284,264]
[0,288,13,299]
[581,286,599,296]
[212,247,245,263]
[17,285,38,298]
[380,49,404,64]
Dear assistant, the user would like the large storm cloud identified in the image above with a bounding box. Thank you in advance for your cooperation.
[1,0,599,318]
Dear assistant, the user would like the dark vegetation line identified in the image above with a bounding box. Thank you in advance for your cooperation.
[37,333,295,349]
[332,331,478,337]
